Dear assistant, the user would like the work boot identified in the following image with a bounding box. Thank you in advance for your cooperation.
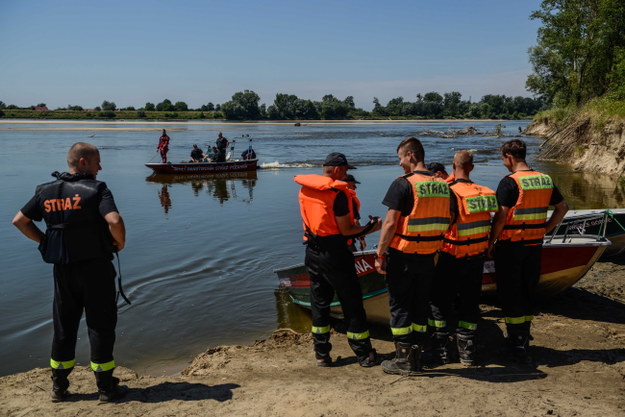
[457,334,476,366]
[508,334,532,365]
[433,332,456,364]
[382,342,418,375]
[95,370,128,403]
[50,368,72,402]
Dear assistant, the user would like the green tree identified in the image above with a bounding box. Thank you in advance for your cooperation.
[101,100,116,111]
[221,90,261,120]
[527,0,625,105]
[0,101,6,109]
[174,101,188,111]
[156,99,174,111]
[144,102,155,111]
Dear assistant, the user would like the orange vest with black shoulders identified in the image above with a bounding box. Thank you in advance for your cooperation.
[389,172,451,254]
[499,170,553,244]
[294,174,354,239]
[441,180,498,257]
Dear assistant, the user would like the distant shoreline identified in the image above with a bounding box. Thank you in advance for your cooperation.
[0,118,515,131]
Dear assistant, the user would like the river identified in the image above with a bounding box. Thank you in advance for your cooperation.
[1,119,623,377]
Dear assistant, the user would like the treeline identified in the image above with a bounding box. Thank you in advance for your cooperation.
[527,0,625,107]
[0,91,545,121]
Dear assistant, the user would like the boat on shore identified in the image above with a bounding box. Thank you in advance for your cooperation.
[551,208,625,259]
[275,213,612,323]
[146,158,258,174]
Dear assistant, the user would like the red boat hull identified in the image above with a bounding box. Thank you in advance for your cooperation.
[146,159,258,174]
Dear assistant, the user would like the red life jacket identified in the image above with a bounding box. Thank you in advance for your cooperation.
[389,172,451,254]
[441,180,498,257]
[294,174,354,239]
[499,170,554,245]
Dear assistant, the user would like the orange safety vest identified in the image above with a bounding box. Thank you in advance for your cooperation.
[442,180,498,257]
[346,189,361,247]
[294,174,354,239]
[389,172,451,254]
[499,170,553,244]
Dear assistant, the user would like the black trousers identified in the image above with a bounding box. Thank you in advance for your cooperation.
[305,243,371,360]
[51,257,118,366]
[494,241,542,337]
[386,249,436,345]
[430,252,484,338]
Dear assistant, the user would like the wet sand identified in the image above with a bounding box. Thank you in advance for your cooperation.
[1,260,624,416]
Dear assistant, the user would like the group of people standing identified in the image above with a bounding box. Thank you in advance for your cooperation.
[295,137,568,375]
[157,130,231,163]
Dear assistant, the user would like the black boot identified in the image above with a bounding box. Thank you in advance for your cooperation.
[433,332,456,364]
[382,342,418,375]
[457,334,476,366]
[50,368,72,402]
[95,370,128,403]
[508,334,532,365]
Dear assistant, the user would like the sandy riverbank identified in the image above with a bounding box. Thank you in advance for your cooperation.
[1,260,624,417]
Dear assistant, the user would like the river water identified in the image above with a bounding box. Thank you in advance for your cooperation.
[1,120,624,377]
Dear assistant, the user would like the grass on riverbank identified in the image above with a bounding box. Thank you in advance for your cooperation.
[533,97,625,131]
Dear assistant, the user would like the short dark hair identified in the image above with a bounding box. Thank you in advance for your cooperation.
[397,137,425,162]
[501,139,526,159]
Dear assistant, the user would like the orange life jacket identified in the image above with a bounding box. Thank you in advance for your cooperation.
[499,170,553,244]
[441,180,498,257]
[389,172,451,254]
[294,174,353,239]
[346,189,361,247]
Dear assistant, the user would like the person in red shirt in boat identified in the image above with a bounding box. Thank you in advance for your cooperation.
[157,129,170,163]
[488,139,568,365]
[427,161,455,183]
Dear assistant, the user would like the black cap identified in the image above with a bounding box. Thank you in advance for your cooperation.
[426,162,447,174]
[323,152,356,169]
[344,174,360,183]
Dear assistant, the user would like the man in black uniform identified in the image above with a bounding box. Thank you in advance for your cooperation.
[294,153,381,367]
[488,139,568,364]
[12,142,127,402]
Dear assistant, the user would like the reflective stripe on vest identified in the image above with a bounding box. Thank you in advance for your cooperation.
[90,360,116,372]
[50,359,75,370]
[500,171,553,243]
[442,181,497,257]
[390,173,450,254]
[294,174,352,239]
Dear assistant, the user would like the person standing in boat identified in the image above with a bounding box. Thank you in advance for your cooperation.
[429,150,497,366]
[11,142,127,403]
[343,174,366,252]
[294,152,382,368]
[375,137,451,375]
[215,132,229,162]
[488,139,568,364]
[157,129,170,163]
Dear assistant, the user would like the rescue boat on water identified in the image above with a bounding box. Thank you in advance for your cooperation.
[145,158,258,174]
[275,213,612,324]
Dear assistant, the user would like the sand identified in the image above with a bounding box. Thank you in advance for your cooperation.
[1,261,624,417]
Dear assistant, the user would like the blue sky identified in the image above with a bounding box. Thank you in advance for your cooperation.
[0,0,543,110]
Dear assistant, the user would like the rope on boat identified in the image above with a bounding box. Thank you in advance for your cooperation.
[604,209,625,232]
